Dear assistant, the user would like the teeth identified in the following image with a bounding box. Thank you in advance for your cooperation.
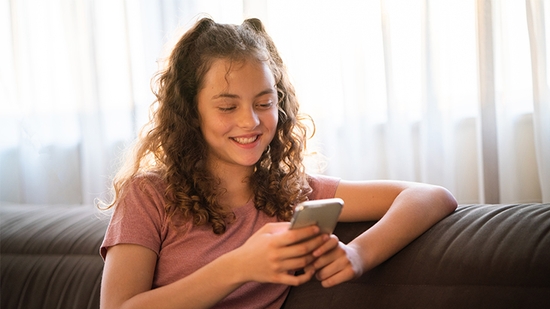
[233,136,258,144]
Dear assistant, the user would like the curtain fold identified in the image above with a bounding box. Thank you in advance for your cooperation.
[476,0,501,203]
[526,0,550,202]
[1,0,548,205]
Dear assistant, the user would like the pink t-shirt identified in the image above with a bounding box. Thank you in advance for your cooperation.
[101,173,340,308]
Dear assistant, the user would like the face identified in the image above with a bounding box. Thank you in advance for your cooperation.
[197,58,279,172]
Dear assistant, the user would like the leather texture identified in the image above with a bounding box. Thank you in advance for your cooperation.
[2,203,549,309]
[283,204,550,308]
[1,204,109,309]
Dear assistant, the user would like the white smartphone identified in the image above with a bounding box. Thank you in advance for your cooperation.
[289,198,344,234]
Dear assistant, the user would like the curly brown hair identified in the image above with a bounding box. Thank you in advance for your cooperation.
[104,17,313,234]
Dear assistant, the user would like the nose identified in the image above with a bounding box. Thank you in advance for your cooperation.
[238,106,260,129]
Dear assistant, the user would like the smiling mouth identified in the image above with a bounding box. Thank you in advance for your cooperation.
[231,135,259,145]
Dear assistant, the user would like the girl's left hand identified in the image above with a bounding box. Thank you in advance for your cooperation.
[304,236,365,288]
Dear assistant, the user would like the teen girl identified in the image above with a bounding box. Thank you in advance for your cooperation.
[100,17,457,309]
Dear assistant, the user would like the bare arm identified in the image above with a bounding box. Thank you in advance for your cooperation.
[100,223,331,309]
[101,243,249,309]
[306,180,458,287]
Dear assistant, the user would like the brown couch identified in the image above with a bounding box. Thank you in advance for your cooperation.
[1,203,549,309]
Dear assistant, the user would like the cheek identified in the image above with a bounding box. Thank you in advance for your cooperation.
[202,116,232,138]
[217,117,233,133]
[266,110,279,130]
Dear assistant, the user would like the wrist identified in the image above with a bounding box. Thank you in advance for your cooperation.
[220,248,250,285]
[345,243,367,277]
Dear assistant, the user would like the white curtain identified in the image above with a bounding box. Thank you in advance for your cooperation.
[527,0,550,202]
[1,0,548,205]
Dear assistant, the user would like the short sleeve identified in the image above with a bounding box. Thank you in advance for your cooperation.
[307,174,341,200]
[100,175,168,259]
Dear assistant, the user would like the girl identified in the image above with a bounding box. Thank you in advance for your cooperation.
[100,18,457,309]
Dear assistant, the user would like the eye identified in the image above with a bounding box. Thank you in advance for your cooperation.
[256,101,274,110]
[218,105,236,112]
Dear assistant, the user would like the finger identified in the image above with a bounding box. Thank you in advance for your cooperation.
[274,233,326,260]
[277,254,318,273]
[314,254,347,281]
[277,225,320,247]
[312,234,339,258]
[292,268,316,285]
[320,266,356,288]
[261,222,291,234]
[315,244,363,283]
[273,268,315,286]
[309,242,346,272]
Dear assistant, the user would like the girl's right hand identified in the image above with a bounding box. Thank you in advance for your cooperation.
[232,222,329,286]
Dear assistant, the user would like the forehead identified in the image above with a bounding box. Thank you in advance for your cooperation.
[200,58,276,94]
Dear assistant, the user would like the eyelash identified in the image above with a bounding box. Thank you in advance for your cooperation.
[258,102,273,109]
[217,102,273,112]
[218,106,236,112]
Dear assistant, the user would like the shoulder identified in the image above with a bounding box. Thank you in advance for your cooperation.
[101,172,171,259]
[124,172,167,200]
[307,173,341,200]
[114,171,169,216]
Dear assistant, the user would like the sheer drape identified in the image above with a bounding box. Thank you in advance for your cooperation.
[527,0,550,202]
[1,0,548,205]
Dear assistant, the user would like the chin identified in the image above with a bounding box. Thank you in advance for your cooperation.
[237,155,263,167]
[240,158,261,167]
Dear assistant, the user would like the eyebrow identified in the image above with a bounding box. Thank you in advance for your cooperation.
[211,88,276,100]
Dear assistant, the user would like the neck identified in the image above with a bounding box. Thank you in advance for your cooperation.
[207,161,255,209]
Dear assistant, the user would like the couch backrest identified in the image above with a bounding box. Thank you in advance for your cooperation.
[283,203,550,309]
[1,204,109,309]
[3,203,550,309]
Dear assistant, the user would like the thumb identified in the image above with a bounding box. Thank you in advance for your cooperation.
[261,222,291,234]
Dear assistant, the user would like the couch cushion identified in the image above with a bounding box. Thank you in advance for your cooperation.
[1,204,109,309]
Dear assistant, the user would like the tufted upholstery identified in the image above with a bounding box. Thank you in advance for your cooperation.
[1,203,549,309]
[1,204,109,309]
[283,204,550,308]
